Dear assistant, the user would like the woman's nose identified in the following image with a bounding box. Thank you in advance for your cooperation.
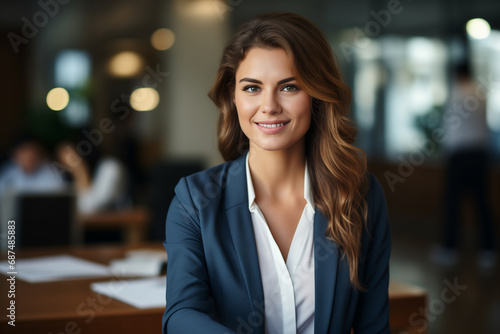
[260,90,281,114]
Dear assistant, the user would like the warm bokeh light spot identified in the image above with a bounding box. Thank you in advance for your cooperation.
[130,87,160,111]
[108,51,144,77]
[184,0,222,18]
[46,87,70,111]
[466,18,491,40]
[151,28,176,51]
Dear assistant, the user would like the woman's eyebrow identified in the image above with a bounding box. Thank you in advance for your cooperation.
[238,76,296,85]
[238,77,262,84]
[277,77,295,85]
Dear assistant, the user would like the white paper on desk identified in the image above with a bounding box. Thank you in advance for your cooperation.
[109,249,167,277]
[0,255,111,283]
[91,276,166,309]
[109,257,163,277]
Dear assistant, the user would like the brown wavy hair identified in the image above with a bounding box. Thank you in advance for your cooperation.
[208,12,368,290]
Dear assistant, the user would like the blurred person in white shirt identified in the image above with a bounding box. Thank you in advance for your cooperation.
[55,142,131,214]
[431,63,496,270]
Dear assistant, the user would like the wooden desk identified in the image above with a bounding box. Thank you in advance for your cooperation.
[0,244,164,334]
[389,280,428,334]
[1,245,427,334]
[79,207,150,245]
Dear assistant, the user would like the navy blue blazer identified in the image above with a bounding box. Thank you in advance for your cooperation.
[163,154,391,334]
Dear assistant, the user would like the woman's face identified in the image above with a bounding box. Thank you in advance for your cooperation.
[234,47,311,154]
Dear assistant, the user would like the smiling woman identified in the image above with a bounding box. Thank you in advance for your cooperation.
[162,12,391,334]
[234,48,311,154]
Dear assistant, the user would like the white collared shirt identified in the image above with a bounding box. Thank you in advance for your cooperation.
[246,153,315,334]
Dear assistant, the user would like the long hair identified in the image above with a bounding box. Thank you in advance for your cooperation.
[208,12,368,290]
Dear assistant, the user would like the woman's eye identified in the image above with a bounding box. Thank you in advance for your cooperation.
[243,85,260,93]
[282,84,298,92]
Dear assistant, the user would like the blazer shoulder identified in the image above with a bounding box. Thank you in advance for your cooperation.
[366,172,386,203]
[173,155,246,212]
[365,172,390,231]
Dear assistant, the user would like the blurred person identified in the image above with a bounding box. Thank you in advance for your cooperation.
[431,63,496,269]
[0,135,64,197]
[56,142,131,214]
[162,13,391,334]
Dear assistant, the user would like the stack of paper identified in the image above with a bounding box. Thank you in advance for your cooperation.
[0,255,111,283]
[109,249,167,277]
[91,276,166,309]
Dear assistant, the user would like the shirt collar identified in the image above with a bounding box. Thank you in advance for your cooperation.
[245,152,315,213]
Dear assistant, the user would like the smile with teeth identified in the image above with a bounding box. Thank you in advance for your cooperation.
[256,122,288,128]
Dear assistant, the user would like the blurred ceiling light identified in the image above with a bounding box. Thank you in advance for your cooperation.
[466,18,491,40]
[130,87,160,111]
[108,51,144,77]
[151,28,176,51]
[184,0,222,18]
[46,87,70,111]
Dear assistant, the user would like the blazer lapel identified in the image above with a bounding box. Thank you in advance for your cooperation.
[226,205,264,308]
[314,210,339,334]
[224,154,265,334]
[223,154,341,334]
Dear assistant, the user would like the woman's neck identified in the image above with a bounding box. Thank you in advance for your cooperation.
[248,143,306,201]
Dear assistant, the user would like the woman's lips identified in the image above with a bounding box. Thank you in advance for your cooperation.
[255,121,290,134]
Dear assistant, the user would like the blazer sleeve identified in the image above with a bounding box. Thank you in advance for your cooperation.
[353,174,391,334]
[162,177,236,334]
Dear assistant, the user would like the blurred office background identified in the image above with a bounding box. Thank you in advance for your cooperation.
[0,0,499,333]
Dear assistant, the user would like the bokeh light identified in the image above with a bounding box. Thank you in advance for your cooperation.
[108,51,144,77]
[46,87,70,111]
[466,18,491,40]
[151,28,176,51]
[184,0,222,18]
[130,87,160,111]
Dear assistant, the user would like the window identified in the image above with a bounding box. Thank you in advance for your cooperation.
[54,50,91,127]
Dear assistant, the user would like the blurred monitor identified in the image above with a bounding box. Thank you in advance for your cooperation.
[1,190,79,249]
[149,160,204,241]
